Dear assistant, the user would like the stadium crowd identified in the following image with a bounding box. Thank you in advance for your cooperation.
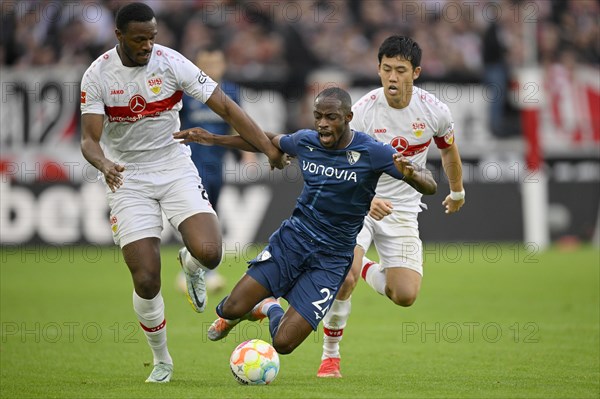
[2,0,598,131]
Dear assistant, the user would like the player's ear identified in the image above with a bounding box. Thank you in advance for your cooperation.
[115,28,123,42]
[346,111,353,123]
[413,66,422,80]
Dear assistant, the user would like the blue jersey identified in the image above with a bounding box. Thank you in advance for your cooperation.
[279,129,405,252]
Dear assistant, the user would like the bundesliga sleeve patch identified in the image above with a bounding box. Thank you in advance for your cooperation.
[80,91,86,104]
[434,130,454,148]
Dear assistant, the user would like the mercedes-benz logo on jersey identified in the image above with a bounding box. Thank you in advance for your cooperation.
[128,94,147,113]
[390,136,409,154]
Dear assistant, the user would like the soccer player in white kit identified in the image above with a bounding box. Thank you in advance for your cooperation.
[80,3,285,383]
[317,35,466,378]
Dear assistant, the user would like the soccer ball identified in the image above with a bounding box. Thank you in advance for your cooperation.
[229,339,280,385]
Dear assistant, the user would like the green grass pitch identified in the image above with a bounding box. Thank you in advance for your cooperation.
[1,243,598,398]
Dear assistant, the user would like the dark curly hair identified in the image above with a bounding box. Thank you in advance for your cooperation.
[115,2,155,32]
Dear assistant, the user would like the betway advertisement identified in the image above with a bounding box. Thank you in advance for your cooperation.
[1,68,598,246]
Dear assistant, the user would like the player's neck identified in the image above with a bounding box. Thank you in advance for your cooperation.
[116,44,140,67]
[337,129,354,149]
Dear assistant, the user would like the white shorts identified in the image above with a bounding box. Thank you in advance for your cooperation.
[356,211,423,275]
[107,156,216,248]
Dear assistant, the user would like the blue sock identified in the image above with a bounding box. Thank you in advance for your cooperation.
[267,305,284,339]
[215,296,228,318]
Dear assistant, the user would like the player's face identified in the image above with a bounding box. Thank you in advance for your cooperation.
[378,55,421,106]
[116,19,158,67]
[313,97,352,149]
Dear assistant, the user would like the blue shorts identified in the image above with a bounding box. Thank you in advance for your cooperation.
[246,219,353,330]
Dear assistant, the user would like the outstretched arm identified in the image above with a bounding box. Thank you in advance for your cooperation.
[393,154,437,195]
[204,87,285,168]
[173,127,284,152]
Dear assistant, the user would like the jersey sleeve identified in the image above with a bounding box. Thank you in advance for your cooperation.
[175,53,218,103]
[369,141,405,180]
[279,129,309,157]
[80,67,105,115]
[433,102,456,149]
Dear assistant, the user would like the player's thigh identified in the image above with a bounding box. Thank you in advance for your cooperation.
[273,306,315,354]
[158,157,215,222]
[107,178,163,248]
[159,163,222,262]
[285,252,352,330]
[373,211,423,276]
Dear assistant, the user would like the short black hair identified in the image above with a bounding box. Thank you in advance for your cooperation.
[316,87,352,113]
[115,2,155,32]
[378,35,422,70]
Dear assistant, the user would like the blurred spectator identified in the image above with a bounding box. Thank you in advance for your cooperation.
[180,45,250,210]
[482,0,524,139]
[2,0,597,129]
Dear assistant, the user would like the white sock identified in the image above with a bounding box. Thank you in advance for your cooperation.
[321,297,352,360]
[361,257,386,296]
[133,290,172,366]
[261,300,279,316]
[181,247,210,274]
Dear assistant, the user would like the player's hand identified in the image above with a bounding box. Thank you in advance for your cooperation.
[442,195,465,214]
[393,154,416,179]
[369,197,393,221]
[101,161,125,193]
[267,148,290,170]
[173,127,214,145]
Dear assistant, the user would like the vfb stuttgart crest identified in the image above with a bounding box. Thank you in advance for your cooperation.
[147,75,163,94]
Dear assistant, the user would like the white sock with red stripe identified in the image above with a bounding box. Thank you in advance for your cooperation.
[133,290,172,366]
[361,257,386,296]
[321,297,352,360]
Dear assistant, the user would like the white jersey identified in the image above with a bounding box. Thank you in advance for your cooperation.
[80,44,218,168]
[351,86,456,212]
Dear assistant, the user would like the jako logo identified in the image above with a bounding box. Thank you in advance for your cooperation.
[302,161,357,182]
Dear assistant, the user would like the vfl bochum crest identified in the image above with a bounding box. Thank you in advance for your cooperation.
[347,151,361,165]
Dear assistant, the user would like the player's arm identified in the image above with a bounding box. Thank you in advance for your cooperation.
[174,127,284,152]
[205,87,286,168]
[80,113,124,193]
[393,154,437,195]
[440,144,465,214]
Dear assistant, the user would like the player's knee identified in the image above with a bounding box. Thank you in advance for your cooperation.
[387,289,418,307]
[189,244,222,270]
[272,338,297,355]
[133,271,161,298]
[199,252,221,270]
[219,297,245,320]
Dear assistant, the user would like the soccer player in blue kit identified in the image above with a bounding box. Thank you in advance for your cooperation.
[173,87,437,354]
